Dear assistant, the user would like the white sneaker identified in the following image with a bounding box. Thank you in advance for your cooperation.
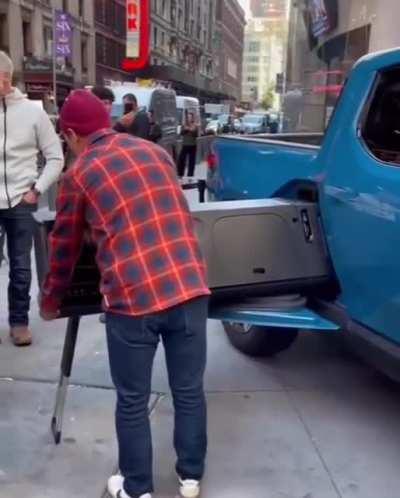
[107,474,152,498]
[179,478,201,498]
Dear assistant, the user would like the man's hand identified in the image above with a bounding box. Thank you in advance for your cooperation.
[38,292,60,321]
[22,189,40,205]
[118,111,135,128]
[40,308,60,321]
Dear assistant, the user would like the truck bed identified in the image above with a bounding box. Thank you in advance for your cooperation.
[207,133,323,201]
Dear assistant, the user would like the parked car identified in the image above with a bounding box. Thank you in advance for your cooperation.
[205,119,221,135]
[218,114,235,133]
[206,48,400,382]
[240,113,269,134]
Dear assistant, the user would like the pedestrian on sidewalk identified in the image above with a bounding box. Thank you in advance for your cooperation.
[114,93,152,140]
[91,86,116,116]
[177,111,199,178]
[0,51,63,347]
[39,90,210,498]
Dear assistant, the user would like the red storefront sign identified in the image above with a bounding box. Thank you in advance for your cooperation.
[123,0,150,71]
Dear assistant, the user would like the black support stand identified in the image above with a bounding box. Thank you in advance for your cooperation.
[51,315,81,445]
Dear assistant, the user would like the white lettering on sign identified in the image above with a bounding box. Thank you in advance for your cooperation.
[127,0,140,58]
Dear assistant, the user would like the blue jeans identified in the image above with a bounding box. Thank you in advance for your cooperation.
[0,201,36,326]
[106,296,208,497]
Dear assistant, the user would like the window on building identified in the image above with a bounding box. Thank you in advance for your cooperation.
[178,9,183,30]
[22,21,33,57]
[115,3,125,36]
[81,35,88,72]
[105,0,116,29]
[248,41,260,53]
[247,76,257,82]
[95,0,106,24]
[78,0,84,18]
[161,31,165,49]
[62,0,69,12]
[247,65,259,74]
[43,25,53,57]
[153,26,158,47]
[96,33,106,65]
[0,14,9,52]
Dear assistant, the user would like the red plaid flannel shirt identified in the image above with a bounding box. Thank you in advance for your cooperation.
[41,129,210,316]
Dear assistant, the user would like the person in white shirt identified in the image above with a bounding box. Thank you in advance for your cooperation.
[0,51,63,346]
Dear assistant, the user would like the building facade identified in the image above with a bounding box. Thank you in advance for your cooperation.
[284,0,400,132]
[132,0,245,104]
[242,0,288,107]
[0,0,95,106]
[250,0,288,18]
[145,0,217,100]
[94,0,128,85]
[214,0,246,103]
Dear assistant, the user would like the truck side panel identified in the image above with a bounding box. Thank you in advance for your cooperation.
[319,51,400,344]
[208,136,321,201]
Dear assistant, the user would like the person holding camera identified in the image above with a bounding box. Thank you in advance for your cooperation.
[177,111,199,178]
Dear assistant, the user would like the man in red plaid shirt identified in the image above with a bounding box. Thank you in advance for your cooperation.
[40,90,210,498]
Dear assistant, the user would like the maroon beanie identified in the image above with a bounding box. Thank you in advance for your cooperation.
[60,89,111,136]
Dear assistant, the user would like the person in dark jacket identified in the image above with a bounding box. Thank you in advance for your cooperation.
[177,112,199,178]
[114,93,151,140]
[91,86,115,116]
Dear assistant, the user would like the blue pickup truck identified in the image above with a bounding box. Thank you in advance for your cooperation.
[207,48,400,381]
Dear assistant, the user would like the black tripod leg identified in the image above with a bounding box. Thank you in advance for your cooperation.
[51,315,81,445]
[198,179,206,203]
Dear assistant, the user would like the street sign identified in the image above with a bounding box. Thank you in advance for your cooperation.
[54,10,72,58]
[123,0,150,71]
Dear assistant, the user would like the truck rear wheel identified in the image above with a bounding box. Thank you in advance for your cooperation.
[223,322,298,357]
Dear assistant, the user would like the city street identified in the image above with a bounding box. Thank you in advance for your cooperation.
[1,0,400,497]
[1,165,400,498]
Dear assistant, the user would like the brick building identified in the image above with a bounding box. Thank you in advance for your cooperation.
[215,0,246,102]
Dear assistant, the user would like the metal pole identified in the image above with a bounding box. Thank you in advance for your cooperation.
[52,7,57,112]
[51,315,81,445]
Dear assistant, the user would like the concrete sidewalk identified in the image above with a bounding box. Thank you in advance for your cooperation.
[1,171,400,497]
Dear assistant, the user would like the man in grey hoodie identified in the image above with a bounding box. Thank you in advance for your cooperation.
[0,51,63,346]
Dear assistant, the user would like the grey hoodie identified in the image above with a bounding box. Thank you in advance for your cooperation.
[0,88,64,209]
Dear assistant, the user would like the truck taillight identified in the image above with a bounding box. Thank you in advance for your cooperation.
[207,153,217,170]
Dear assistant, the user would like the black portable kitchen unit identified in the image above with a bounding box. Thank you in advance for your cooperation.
[34,197,332,443]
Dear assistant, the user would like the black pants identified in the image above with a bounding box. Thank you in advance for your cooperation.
[177,145,197,177]
[106,296,208,496]
[0,202,36,326]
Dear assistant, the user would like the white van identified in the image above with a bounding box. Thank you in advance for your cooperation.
[176,96,200,134]
[109,83,178,158]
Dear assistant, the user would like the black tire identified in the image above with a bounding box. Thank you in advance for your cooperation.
[223,322,299,357]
